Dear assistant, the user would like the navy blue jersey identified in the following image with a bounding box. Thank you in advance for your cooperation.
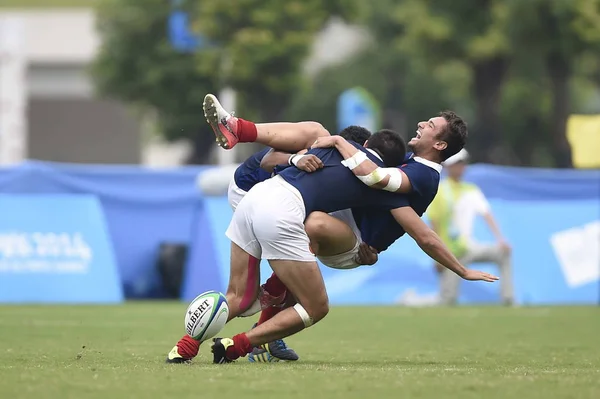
[233,148,272,191]
[278,142,410,216]
[353,155,441,252]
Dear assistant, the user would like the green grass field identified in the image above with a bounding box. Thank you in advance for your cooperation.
[1,303,599,399]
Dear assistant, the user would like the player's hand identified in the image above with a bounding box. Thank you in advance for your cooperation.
[355,243,378,266]
[296,154,324,173]
[461,269,499,282]
[311,136,340,149]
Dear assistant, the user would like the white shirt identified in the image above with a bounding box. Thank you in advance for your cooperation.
[448,184,490,246]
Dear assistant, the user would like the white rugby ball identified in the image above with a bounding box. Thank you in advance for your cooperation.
[184,291,229,342]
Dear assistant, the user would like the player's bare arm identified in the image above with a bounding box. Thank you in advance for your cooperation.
[312,135,413,193]
[390,207,499,282]
[260,149,295,172]
[428,218,446,274]
[261,149,324,173]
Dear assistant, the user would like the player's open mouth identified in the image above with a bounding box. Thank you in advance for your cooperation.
[414,130,422,139]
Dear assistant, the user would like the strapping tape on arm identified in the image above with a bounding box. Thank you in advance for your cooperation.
[341,151,368,170]
[357,167,403,192]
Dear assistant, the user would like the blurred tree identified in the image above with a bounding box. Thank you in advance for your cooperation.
[193,0,360,122]
[92,0,217,164]
[508,0,600,168]
[360,0,512,163]
[340,0,600,167]
[285,48,389,137]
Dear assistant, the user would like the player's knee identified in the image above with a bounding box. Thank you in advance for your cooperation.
[310,299,330,323]
[225,292,240,312]
[305,212,329,242]
[299,297,329,326]
[300,121,329,139]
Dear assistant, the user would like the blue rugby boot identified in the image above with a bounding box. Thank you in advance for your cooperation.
[247,323,299,362]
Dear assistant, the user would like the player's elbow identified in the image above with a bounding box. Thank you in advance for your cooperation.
[259,157,276,173]
[415,231,437,251]
[354,164,377,179]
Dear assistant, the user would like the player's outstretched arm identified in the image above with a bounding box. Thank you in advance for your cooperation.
[390,207,499,282]
[312,135,412,193]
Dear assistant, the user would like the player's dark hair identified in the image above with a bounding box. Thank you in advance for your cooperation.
[436,111,468,161]
[338,125,372,144]
[367,129,407,167]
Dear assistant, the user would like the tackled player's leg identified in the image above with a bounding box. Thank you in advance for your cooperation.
[306,211,364,270]
[203,93,329,150]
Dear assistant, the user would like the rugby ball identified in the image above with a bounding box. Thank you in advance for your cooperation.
[184,291,229,342]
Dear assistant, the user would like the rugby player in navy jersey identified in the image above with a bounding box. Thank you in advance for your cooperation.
[307,111,463,269]
[200,141,496,363]
[203,91,466,272]
[197,94,496,363]
[202,94,454,283]
[166,126,372,364]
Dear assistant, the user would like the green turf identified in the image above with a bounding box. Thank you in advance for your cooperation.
[1,303,599,398]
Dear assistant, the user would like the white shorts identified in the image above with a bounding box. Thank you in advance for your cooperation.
[317,209,363,270]
[227,178,247,211]
[225,176,315,262]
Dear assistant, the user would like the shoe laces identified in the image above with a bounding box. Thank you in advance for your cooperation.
[270,339,289,352]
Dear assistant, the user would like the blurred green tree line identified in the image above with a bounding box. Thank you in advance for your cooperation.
[93,0,600,167]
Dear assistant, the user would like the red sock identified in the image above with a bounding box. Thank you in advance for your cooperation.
[237,119,258,143]
[177,335,200,359]
[225,333,253,360]
[263,273,287,297]
[258,305,282,325]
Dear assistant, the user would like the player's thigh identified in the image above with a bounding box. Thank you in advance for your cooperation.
[251,178,313,261]
[224,191,263,316]
[304,211,358,256]
[268,259,329,323]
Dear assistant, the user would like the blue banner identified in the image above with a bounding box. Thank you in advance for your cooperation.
[337,87,381,133]
[168,0,206,52]
[0,160,597,305]
[181,198,223,301]
[0,195,123,304]
[202,196,600,306]
[0,161,212,299]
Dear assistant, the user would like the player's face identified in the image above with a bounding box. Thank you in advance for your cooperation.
[408,116,448,155]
